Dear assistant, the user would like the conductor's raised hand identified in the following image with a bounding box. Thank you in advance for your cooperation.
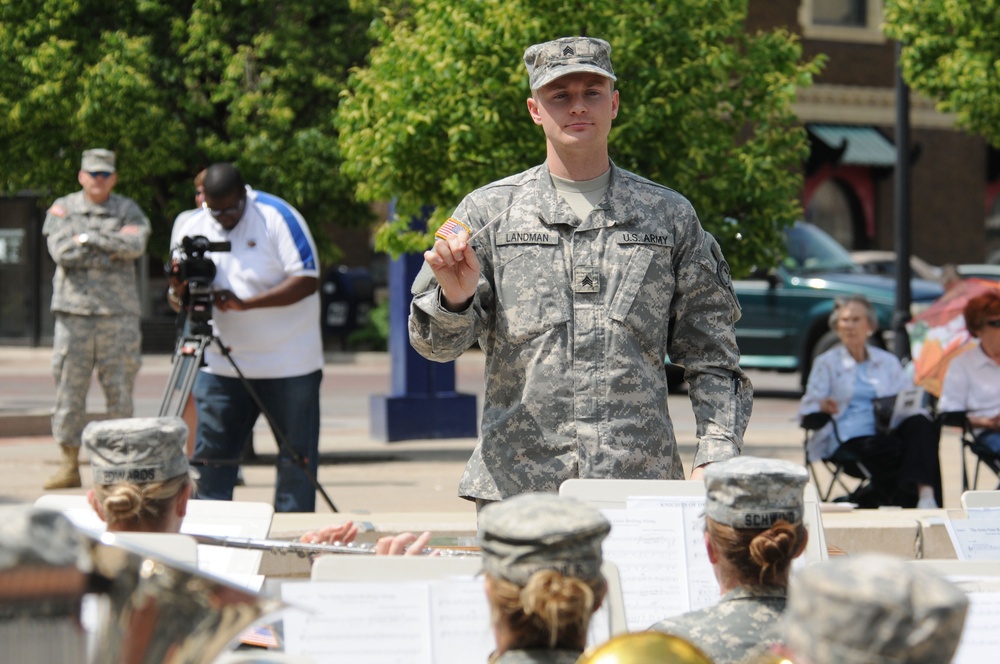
[423,230,480,312]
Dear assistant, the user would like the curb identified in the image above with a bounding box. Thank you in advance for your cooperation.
[0,411,108,438]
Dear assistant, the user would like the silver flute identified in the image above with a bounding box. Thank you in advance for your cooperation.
[191,533,480,558]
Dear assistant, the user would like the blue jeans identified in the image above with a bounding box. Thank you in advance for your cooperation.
[192,369,322,512]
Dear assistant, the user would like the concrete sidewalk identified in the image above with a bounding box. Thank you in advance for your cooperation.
[0,347,487,516]
[0,346,974,520]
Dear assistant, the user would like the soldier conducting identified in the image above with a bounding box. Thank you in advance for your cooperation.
[410,37,752,508]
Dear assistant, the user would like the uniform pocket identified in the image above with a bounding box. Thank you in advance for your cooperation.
[495,244,570,344]
[609,245,674,352]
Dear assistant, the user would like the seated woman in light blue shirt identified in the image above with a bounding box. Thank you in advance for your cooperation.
[799,295,942,508]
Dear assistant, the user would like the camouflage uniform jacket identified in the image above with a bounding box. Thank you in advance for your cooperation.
[490,649,581,663]
[649,585,787,664]
[409,163,752,500]
[43,190,150,316]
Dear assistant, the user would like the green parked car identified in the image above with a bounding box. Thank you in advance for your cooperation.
[667,221,944,391]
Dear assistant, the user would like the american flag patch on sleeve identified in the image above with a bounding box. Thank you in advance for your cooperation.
[434,217,472,241]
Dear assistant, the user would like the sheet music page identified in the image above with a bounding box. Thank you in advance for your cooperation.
[427,578,494,664]
[944,517,1000,560]
[626,495,719,611]
[601,508,689,631]
[281,581,434,664]
[966,507,1000,520]
[586,603,612,647]
[951,592,1000,664]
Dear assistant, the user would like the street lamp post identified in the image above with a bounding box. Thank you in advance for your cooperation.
[893,41,913,361]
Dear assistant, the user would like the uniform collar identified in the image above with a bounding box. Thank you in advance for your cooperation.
[535,161,639,232]
[722,584,788,602]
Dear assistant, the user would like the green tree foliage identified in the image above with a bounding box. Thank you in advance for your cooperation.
[0,0,375,260]
[884,0,1000,148]
[337,0,823,275]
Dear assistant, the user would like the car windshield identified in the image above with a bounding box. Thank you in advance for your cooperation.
[783,223,859,275]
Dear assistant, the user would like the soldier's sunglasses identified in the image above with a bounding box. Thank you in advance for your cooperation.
[87,171,113,179]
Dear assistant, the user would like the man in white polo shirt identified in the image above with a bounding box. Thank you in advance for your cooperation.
[168,162,323,512]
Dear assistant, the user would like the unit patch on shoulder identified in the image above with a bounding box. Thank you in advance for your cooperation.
[710,241,732,286]
[717,259,732,286]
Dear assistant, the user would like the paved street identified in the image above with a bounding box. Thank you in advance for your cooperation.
[0,347,971,518]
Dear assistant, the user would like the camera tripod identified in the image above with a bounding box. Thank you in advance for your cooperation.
[159,329,338,512]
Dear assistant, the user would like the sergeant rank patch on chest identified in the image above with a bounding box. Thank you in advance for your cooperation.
[573,266,600,293]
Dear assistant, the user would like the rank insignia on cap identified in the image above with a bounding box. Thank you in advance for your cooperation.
[562,45,575,56]
[435,217,472,241]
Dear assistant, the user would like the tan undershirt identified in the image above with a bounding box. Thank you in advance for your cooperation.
[551,169,611,223]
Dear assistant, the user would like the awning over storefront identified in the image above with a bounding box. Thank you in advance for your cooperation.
[807,124,897,167]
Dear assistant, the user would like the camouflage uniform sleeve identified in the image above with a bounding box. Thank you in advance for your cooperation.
[90,198,151,260]
[667,204,752,468]
[42,198,112,270]
[408,197,493,362]
[408,265,491,361]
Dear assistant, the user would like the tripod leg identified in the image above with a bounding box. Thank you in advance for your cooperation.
[158,336,211,418]
[211,336,338,512]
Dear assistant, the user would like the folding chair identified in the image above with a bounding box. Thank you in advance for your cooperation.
[939,411,1000,491]
[800,411,874,502]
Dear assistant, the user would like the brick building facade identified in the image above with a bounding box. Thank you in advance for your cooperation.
[749,0,997,265]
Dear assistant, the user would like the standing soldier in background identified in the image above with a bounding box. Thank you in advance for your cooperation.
[41,148,151,489]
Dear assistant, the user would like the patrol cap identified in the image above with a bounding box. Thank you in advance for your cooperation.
[81,148,116,173]
[523,37,617,90]
[704,455,808,529]
[785,554,969,664]
[478,492,611,586]
[84,417,190,486]
[0,506,90,574]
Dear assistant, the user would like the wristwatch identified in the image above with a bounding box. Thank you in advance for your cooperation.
[77,233,89,245]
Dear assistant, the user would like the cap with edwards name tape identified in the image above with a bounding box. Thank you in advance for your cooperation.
[84,417,190,486]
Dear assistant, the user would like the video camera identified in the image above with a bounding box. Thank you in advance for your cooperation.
[167,236,231,334]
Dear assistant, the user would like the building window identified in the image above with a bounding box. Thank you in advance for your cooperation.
[806,178,864,249]
[814,0,866,26]
[800,0,886,43]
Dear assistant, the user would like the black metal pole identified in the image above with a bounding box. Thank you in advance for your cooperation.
[893,41,913,361]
